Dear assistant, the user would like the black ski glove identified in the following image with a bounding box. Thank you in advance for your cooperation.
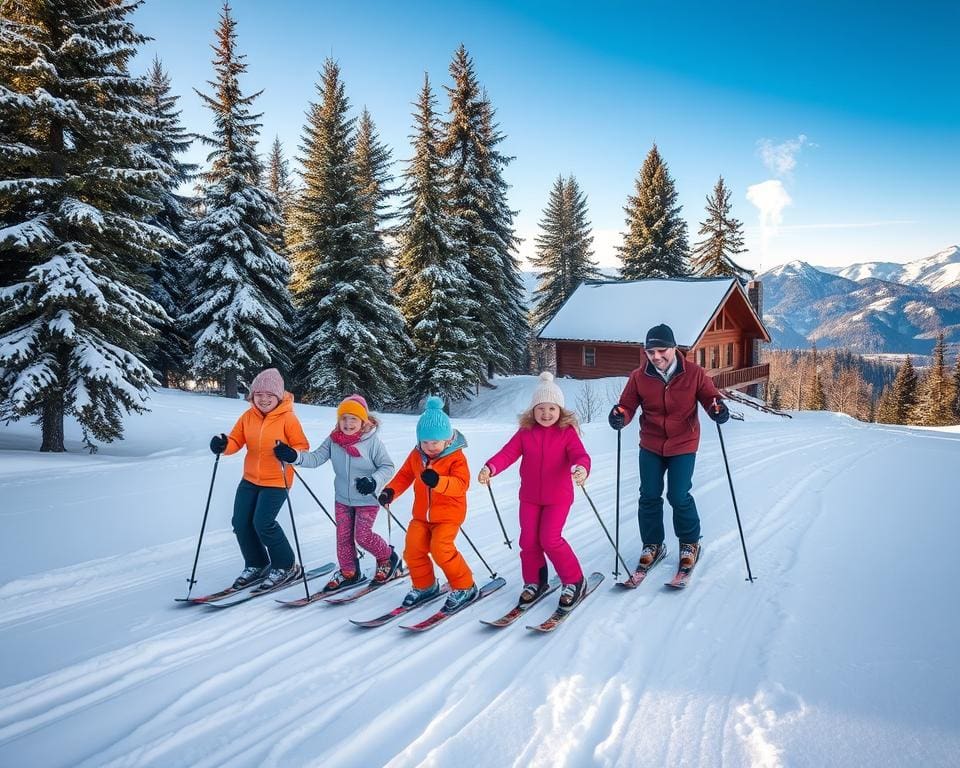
[210,433,228,454]
[420,469,440,488]
[709,401,730,425]
[355,476,377,495]
[378,488,395,506]
[273,441,298,463]
[608,405,626,431]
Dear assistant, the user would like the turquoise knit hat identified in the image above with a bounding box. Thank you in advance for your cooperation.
[417,396,453,442]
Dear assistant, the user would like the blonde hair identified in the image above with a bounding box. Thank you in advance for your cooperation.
[519,405,581,433]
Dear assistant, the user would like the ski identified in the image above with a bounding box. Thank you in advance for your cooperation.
[665,546,703,589]
[479,577,561,628]
[203,563,335,608]
[616,546,668,589]
[322,567,407,605]
[176,579,264,605]
[276,573,370,607]
[349,584,451,628]
[400,577,507,633]
[526,572,605,633]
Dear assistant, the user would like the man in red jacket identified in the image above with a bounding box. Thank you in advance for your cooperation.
[608,323,729,573]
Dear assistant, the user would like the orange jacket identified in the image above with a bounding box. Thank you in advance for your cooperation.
[386,432,470,525]
[224,393,309,488]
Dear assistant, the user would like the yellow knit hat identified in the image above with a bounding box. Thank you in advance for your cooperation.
[337,394,369,421]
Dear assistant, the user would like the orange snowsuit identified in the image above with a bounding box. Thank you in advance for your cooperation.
[224,393,309,488]
[385,432,474,590]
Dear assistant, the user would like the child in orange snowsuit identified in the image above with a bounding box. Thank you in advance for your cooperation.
[378,396,477,612]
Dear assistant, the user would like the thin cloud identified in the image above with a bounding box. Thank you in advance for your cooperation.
[757,134,813,177]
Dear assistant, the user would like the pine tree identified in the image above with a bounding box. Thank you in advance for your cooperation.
[805,345,827,410]
[0,1,169,451]
[142,56,196,388]
[440,46,528,380]
[184,4,293,399]
[953,352,960,420]
[876,385,897,424]
[293,59,411,406]
[618,144,689,279]
[266,136,294,236]
[531,175,601,328]
[394,75,480,403]
[690,176,751,279]
[889,356,919,425]
[912,333,957,425]
[353,109,396,271]
[768,384,782,410]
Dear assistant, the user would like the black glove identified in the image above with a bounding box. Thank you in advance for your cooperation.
[273,441,298,463]
[355,476,377,495]
[210,433,228,454]
[709,401,730,425]
[608,405,626,431]
[420,469,440,488]
[378,488,395,506]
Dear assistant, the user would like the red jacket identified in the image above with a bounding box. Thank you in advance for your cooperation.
[617,356,723,457]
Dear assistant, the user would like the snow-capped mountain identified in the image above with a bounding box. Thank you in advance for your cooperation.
[817,245,960,293]
[759,253,960,352]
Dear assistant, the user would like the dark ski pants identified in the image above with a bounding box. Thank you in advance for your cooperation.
[637,448,700,546]
[232,479,294,570]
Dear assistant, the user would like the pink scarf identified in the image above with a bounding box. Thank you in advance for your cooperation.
[330,428,362,457]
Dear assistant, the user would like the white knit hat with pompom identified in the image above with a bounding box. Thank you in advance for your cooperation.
[530,371,564,409]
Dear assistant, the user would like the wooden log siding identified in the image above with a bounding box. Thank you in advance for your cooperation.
[555,341,645,379]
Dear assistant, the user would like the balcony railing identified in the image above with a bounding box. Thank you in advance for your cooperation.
[710,363,770,390]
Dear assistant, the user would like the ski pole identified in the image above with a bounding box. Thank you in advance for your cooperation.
[615,427,622,579]
[185,452,220,597]
[459,525,497,580]
[580,485,631,576]
[277,446,311,600]
[291,464,363,560]
[715,417,755,583]
[373,495,408,533]
[486,482,513,549]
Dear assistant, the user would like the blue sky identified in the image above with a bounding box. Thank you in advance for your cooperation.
[131,0,959,272]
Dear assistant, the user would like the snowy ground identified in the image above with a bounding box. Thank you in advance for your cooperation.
[1,376,958,767]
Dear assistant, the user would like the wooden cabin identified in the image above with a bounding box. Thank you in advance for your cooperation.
[537,277,771,392]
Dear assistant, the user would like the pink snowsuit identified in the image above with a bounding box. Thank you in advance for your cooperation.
[485,424,591,585]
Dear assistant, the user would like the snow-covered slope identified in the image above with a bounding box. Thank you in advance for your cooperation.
[828,245,960,293]
[1,385,958,767]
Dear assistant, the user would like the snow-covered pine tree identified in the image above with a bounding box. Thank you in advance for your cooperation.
[292,59,411,406]
[142,56,196,388]
[0,1,169,452]
[690,176,752,279]
[353,109,397,272]
[911,333,956,426]
[264,136,298,290]
[531,175,602,328]
[184,4,293,399]
[618,144,689,279]
[440,46,528,381]
[394,75,481,405]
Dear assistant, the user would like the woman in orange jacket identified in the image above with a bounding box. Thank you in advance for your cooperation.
[209,368,309,591]
[378,396,477,613]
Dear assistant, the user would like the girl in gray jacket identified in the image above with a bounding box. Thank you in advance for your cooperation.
[275,394,399,592]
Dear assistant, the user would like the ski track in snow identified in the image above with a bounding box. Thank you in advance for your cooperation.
[1,385,958,767]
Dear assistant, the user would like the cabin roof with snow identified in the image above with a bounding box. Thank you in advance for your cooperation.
[537,277,770,347]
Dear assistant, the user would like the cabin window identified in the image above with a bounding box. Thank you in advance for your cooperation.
[726,342,734,367]
[710,346,719,368]
[583,346,596,367]
[697,348,706,367]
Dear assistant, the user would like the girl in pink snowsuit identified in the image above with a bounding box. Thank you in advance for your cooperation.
[479,372,591,609]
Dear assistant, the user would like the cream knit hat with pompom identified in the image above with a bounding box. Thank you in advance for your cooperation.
[529,371,564,409]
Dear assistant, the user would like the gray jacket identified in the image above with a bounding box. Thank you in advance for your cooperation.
[295,429,395,507]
